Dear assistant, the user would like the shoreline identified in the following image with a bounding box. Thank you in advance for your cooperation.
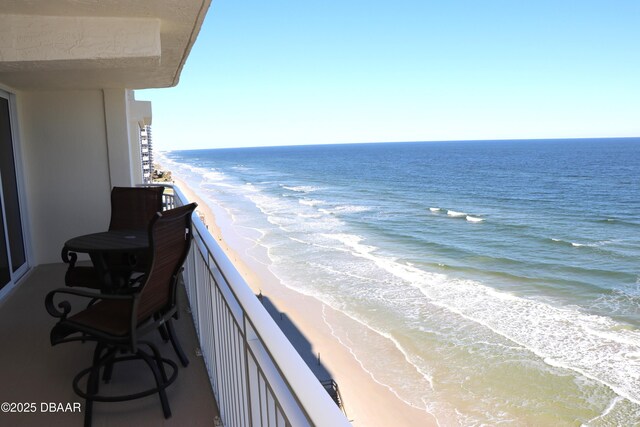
[170,175,438,426]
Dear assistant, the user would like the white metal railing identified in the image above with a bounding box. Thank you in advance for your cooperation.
[157,184,350,427]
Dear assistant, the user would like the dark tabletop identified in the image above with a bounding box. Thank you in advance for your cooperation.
[64,230,149,253]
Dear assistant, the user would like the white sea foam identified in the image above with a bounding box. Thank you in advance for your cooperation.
[551,238,613,249]
[245,189,344,235]
[429,207,441,212]
[589,280,640,319]
[298,199,323,207]
[204,170,227,182]
[466,215,484,223]
[281,185,320,193]
[319,205,371,215]
[183,163,211,177]
[424,287,640,407]
[447,210,467,217]
[297,212,322,219]
[159,157,235,192]
[207,182,238,190]
[320,232,640,406]
[321,233,374,253]
[583,396,624,426]
[571,241,612,248]
[244,182,259,192]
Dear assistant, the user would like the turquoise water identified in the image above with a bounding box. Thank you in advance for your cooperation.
[162,138,640,425]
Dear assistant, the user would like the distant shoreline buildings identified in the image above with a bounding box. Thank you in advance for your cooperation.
[140,124,153,184]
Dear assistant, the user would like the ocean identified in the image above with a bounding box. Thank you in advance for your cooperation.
[160,138,640,426]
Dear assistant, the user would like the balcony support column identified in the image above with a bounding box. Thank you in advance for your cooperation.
[103,88,134,187]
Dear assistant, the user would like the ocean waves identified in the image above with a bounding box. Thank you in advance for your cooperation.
[258,194,640,412]
[318,231,640,407]
[267,224,640,423]
[550,237,614,248]
[597,218,640,228]
[163,140,640,425]
[319,205,371,215]
[447,210,466,217]
[430,207,485,223]
[298,198,323,206]
[281,184,322,193]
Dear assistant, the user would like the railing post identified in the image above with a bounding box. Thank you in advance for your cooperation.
[243,314,254,426]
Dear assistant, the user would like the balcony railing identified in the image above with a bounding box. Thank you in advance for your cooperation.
[157,184,350,427]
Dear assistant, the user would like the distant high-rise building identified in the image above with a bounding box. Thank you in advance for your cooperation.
[140,124,153,183]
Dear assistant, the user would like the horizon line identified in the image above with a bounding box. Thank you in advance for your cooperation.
[158,135,640,152]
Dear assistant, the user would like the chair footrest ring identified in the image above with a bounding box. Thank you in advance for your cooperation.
[72,355,178,403]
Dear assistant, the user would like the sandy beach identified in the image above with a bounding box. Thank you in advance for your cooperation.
[172,176,438,426]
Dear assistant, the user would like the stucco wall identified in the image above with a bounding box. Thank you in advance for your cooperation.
[18,90,113,264]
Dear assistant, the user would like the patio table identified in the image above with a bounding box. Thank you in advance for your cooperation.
[62,230,149,291]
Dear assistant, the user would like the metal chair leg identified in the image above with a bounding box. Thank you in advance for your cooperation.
[101,349,118,383]
[139,348,172,419]
[157,322,170,342]
[84,343,105,427]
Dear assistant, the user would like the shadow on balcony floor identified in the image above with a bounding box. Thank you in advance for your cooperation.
[0,263,219,427]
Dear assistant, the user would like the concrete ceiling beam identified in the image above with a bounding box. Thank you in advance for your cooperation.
[0,14,161,71]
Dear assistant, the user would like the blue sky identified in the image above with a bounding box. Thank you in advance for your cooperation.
[139,0,640,151]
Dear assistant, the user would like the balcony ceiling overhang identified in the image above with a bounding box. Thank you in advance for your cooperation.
[0,0,211,90]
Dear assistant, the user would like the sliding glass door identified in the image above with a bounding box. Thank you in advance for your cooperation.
[0,91,27,291]
[0,193,8,289]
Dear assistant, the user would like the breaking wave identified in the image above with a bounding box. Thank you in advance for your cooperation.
[320,233,640,407]
[281,185,321,193]
[466,216,484,223]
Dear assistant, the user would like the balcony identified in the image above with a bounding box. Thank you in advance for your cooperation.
[0,263,219,426]
[0,185,350,426]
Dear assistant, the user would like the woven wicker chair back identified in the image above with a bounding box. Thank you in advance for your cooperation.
[136,203,196,322]
[109,186,165,231]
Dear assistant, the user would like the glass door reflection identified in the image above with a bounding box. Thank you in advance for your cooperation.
[0,93,27,290]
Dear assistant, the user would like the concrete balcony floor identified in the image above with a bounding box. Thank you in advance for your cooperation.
[0,263,219,426]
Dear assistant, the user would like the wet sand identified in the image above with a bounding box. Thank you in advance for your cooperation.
[172,176,438,426]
